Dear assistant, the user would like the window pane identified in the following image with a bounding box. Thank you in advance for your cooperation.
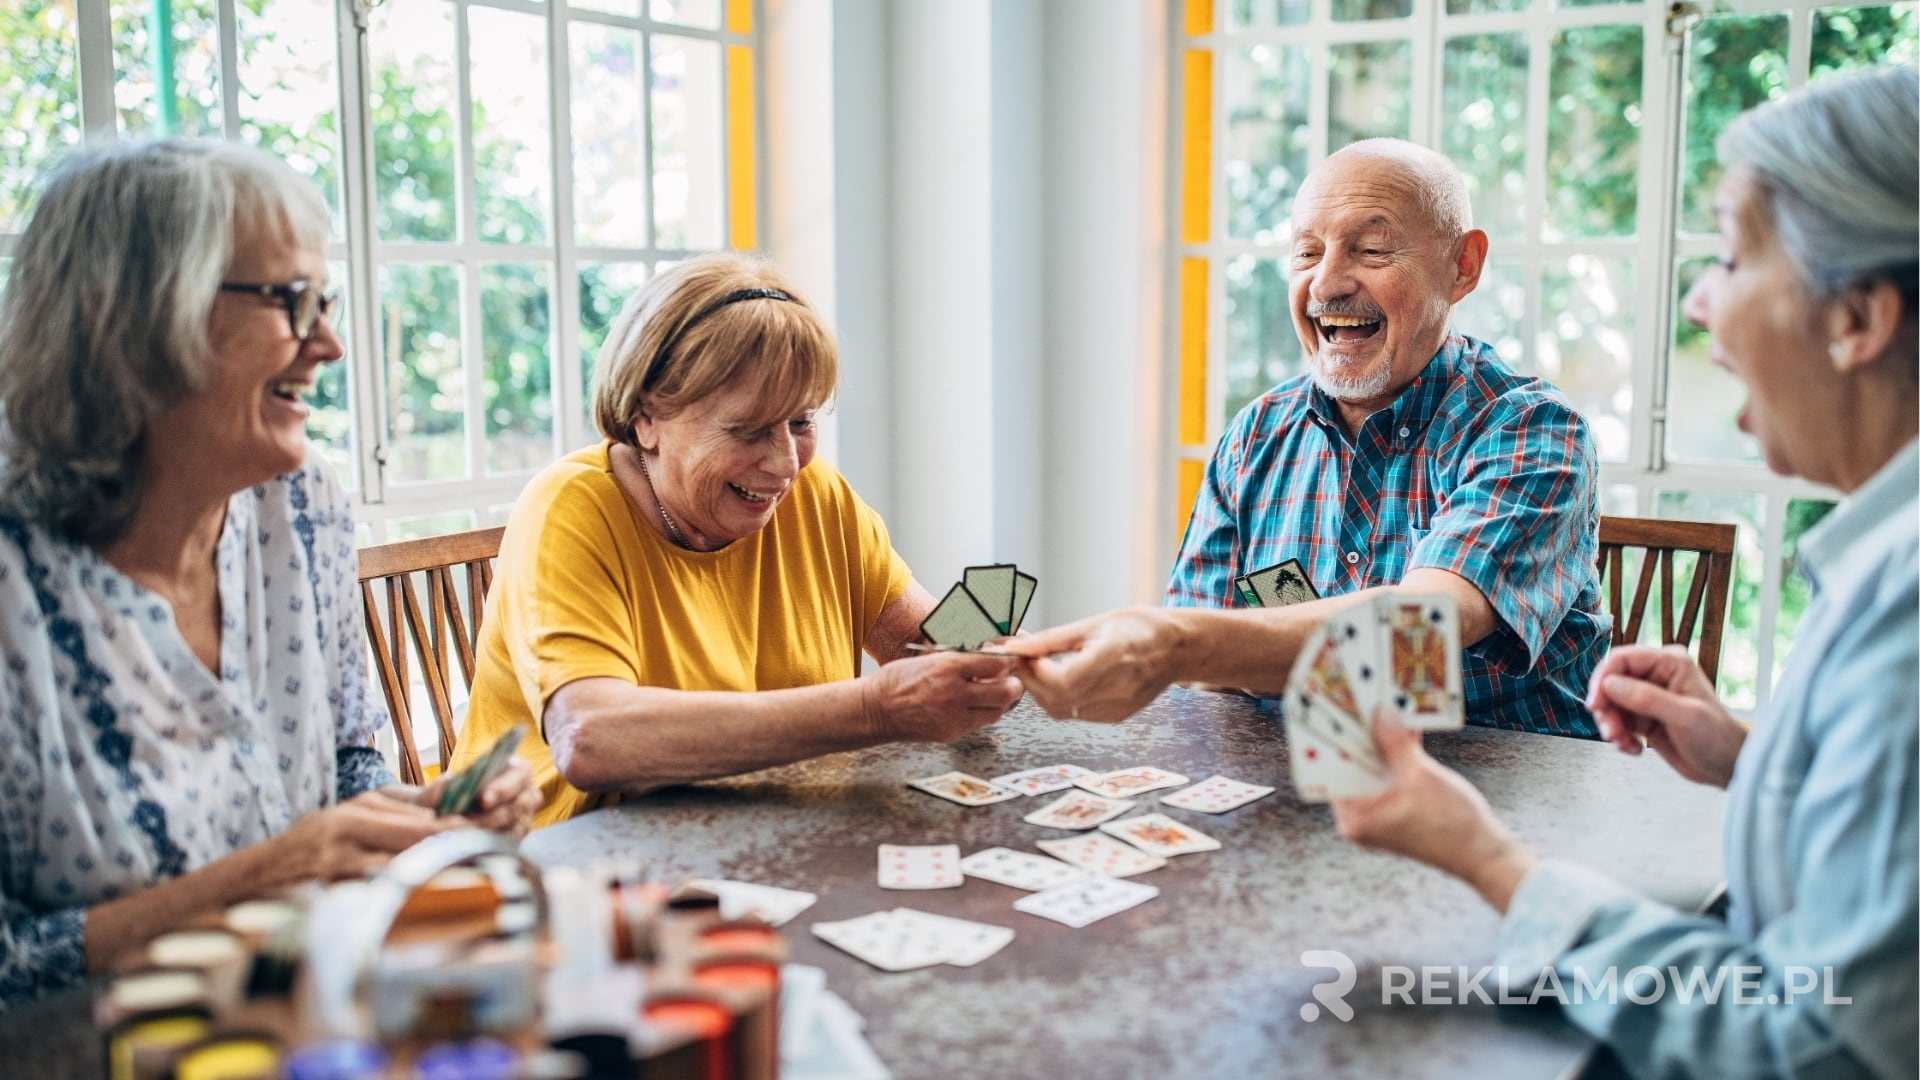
[382,262,467,483]
[1653,489,1763,709]
[480,263,553,475]
[651,34,724,251]
[1442,34,1529,242]
[1335,0,1411,20]
[1600,484,1637,516]
[386,510,476,541]
[1812,3,1919,75]
[308,258,356,489]
[1545,24,1642,240]
[1224,43,1308,244]
[1666,255,1760,464]
[1230,0,1310,27]
[651,0,720,28]
[1452,254,1525,364]
[1449,0,1528,15]
[1775,498,1837,693]
[3,0,82,232]
[370,0,459,243]
[471,9,551,246]
[1329,41,1412,149]
[1223,255,1302,424]
[1536,255,1632,462]
[579,261,651,422]
[1680,14,1788,235]
[112,0,223,138]
[571,25,649,249]
[236,0,341,236]
[572,0,638,18]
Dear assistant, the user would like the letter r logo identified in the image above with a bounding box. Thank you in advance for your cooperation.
[1300,950,1357,1022]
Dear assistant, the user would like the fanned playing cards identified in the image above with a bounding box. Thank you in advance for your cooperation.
[917,563,1039,650]
[1236,558,1320,609]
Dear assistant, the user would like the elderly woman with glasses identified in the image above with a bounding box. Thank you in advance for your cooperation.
[0,138,538,1011]
[451,252,1022,827]
[1333,66,1918,1077]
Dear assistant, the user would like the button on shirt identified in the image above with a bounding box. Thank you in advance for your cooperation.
[1167,334,1608,736]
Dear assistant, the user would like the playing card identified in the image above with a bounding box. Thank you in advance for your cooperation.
[1379,595,1465,729]
[1073,766,1191,800]
[877,844,963,890]
[1323,605,1386,718]
[683,879,818,926]
[919,583,1004,650]
[991,763,1095,796]
[1022,791,1136,830]
[1013,876,1159,928]
[1158,775,1276,814]
[1036,833,1168,878]
[962,565,1018,633]
[1245,559,1320,607]
[1286,690,1389,802]
[888,909,1014,967]
[1234,573,1261,608]
[907,771,1022,806]
[1298,627,1369,724]
[1010,571,1038,633]
[436,723,527,816]
[1289,685,1383,775]
[958,847,1089,891]
[1099,813,1222,857]
[811,911,951,972]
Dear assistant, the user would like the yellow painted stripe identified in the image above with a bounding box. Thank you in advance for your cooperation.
[1177,459,1206,545]
[1178,257,1208,446]
[1181,49,1212,247]
[726,45,757,251]
[726,0,752,34]
[1185,0,1214,36]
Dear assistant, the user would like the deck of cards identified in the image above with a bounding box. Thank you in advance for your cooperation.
[1284,593,1465,802]
[916,563,1038,650]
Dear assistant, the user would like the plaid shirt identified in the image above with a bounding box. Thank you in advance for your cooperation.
[1168,334,1608,737]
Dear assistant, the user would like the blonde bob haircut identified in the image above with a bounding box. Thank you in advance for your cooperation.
[591,253,838,444]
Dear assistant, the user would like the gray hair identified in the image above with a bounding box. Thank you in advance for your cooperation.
[1333,138,1474,243]
[1720,64,1919,305]
[0,137,329,544]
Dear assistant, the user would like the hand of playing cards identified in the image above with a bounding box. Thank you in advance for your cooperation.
[916,563,1037,651]
[1284,594,1464,802]
[436,723,528,817]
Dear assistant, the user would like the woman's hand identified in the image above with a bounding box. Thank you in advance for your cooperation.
[1331,710,1538,913]
[269,789,456,885]
[863,651,1023,743]
[1003,607,1177,722]
[1586,644,1746,788]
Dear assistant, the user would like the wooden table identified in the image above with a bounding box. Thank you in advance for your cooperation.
[522,689,1727,1078]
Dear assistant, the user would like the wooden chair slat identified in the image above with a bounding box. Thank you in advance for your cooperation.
[1595,516,1738,684]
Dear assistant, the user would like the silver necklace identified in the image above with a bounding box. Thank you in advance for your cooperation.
[632,446,694,550]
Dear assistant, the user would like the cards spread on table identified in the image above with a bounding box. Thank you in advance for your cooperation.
[958,847,1089,891]
[436,723,526,816]
[908,771,1022,806]
[1236,558,1320,609]
[1013,876,1159,928]
[683,879,818,927]
[991,763,1095,797]
[1036,833,1167,878]
[1098,813,1221,857]
[1284,592,1465,802]
[877,844,963,890]
[1073,766,1190,800]
[1022,791,1136,830]
[918,563,1039,649]
[812,908,1012,971]
[1158,775,1275,814]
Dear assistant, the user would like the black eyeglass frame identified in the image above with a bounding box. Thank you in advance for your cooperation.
[218,280,343,342]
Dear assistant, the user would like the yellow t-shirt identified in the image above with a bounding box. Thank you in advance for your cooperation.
[451,442,912,826]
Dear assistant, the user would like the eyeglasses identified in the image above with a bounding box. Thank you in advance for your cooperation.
[218,280,343,342]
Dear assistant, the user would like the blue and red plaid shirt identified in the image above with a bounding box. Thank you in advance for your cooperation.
[1167,334,1608,737]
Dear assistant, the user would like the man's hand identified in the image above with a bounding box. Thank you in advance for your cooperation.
[1002,607,1179,722]
[1585,643,1746,788]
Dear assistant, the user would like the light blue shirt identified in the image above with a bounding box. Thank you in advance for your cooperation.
[1498,441,1919,1078]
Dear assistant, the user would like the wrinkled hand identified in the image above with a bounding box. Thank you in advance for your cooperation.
[1331,710,1537,911]
[1001,608,1175,722]
[865,651,1023,743]
[272,789,456,885]
[422,757,541,837]
[1586,644,1745,788]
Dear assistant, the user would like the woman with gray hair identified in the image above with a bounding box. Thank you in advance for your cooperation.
[1334,65,1917,1077]
[0,138,538,1010]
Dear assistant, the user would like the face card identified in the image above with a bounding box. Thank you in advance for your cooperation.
[1286,692,1389,802]
[1296,629,1367,725]
[958,847,1089,891]
[1245,559,1320,608]
[1322,605,1386,719]
[811,911,951,972]
[877,844,963,890]
[436,723,527,816]
[919,583,1004,649]
[1010,571,1038,633]
[962,565,1019,633]
[1013,876,1159,929]
[1073,766,1191,800]
[991,764,1095,797]
[1022,791,1136,830]
[1099,813,1221,857]
[1381,595,1465,729]
[1035,833,1168,878]
[1289,687,1383,775]
[1158,775,1276,814]
[908,771,1022,806]
[888,908,1015,967]
[684,879,818,927]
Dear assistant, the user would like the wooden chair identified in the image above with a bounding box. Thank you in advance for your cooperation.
[357,527,506,784]
[1596,516,1737,684]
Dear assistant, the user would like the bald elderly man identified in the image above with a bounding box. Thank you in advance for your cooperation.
[1014,139,1607,736]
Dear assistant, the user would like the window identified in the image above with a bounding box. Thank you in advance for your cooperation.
[0,0,763,539]
[1170,0,1914,706]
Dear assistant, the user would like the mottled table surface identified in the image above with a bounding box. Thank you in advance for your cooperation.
[522,689,1727,1079]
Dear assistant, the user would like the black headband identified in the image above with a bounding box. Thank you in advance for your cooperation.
[642,287,796,394]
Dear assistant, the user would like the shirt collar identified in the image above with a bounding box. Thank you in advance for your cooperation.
[1304,333,1465,439]
[1799,438,1919,587]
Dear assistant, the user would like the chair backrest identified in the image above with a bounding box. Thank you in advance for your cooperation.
[356,526,506,784]
[1596,516,1737,684]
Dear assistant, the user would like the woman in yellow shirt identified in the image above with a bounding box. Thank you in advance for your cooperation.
[456,254,1022,826]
